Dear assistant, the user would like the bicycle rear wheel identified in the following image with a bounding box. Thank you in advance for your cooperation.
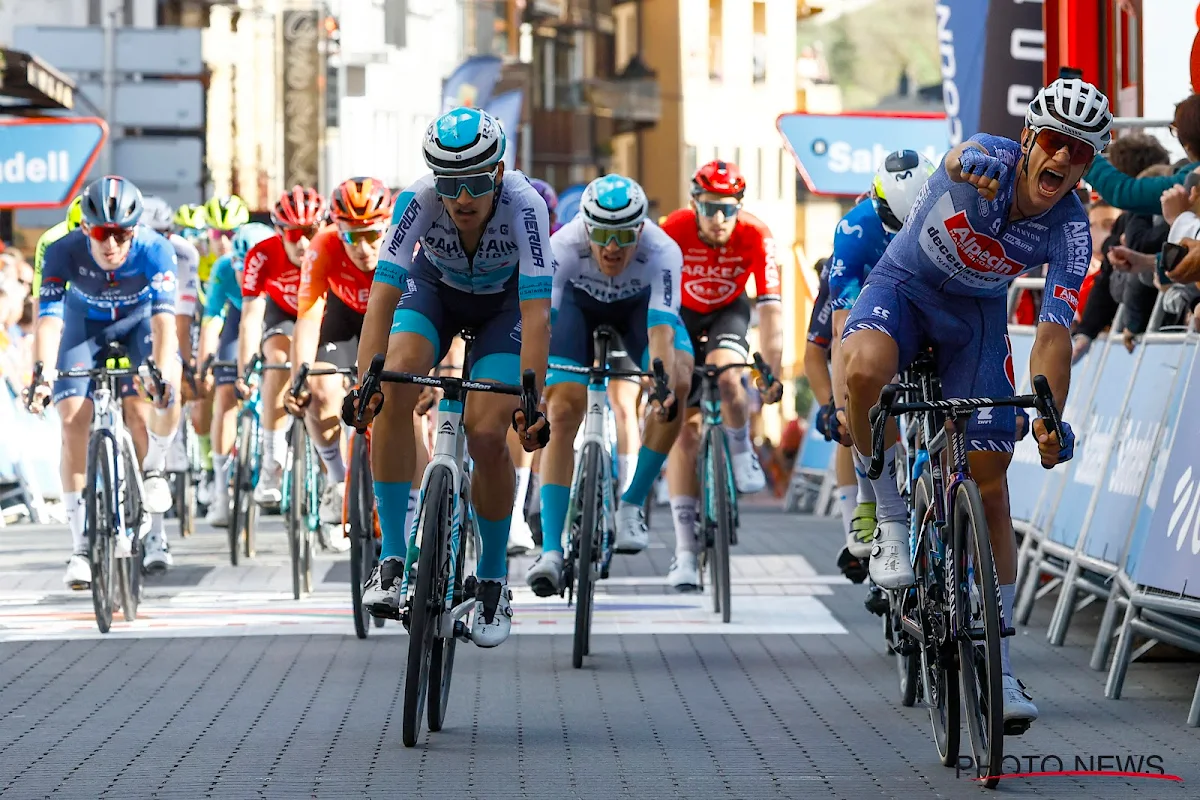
[348,433,374,639]
[230,414,258,563]
[707,429,734,624]
[86,435,116,634]
[955,480,1004,788]
[429,472,470,731]
[572,442,603,669]
[403,465,453,747]
[895,474,931,708]
[287,422,306,599]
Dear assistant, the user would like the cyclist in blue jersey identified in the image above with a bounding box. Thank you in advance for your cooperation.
[347,107,552,648]
[826,152,935,576]
[843,78,1113,728]
[29,176,182,587]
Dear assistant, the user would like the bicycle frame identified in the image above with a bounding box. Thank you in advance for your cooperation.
[87,372,146,551]
[695,371,740,535]
[565,364,619,579]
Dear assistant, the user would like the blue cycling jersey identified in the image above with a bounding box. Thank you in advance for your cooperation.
[39,227,177,322]
[806,260,834,348]
[202,255,241,320]
[827,199,892,311]
[879,133,1090,327]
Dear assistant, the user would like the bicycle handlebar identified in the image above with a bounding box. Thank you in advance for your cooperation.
[692,351,781,404]
[290,362,355,399]
[866,373,1065,480]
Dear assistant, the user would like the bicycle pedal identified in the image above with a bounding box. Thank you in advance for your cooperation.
[895,639,917,657]
[453,619,472,641]
[1003,719,1032,737]
[462,575,478,599]
[1001,625,1016,638]
[600,565,610,580]
[864,591,889,617]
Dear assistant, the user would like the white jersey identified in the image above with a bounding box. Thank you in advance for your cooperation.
[377,170,553,301]
[169,232,201,317]
[550,216,683,328]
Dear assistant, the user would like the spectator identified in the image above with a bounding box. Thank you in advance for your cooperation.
[1086,96,1200,214]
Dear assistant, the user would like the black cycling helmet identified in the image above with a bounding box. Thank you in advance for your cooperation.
[81,175,144,228]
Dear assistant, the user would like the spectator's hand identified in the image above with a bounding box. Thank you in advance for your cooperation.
[1167,238,1200,285]
[1109,245,1156,273]
[1123,329,1138,353]
[1071,334,1093,364]
[1161,184,1191,225]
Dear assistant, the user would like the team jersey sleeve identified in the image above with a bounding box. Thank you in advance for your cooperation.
[515,187,554,302]
[377,181,438,289]
[1039,210,1091,327]
[751,223,782,305]
[806,263,833,348]
[144,235,178,316]
[202,259,231,321]
[174,237,200,317]
[828,209,874,310]
[548,231,580,320]
[296,242,329,317]
[648,235,684,329]
[241,239,270,298]
[37,236,68,319]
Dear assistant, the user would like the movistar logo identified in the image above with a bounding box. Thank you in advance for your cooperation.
[1168,465,1200,553]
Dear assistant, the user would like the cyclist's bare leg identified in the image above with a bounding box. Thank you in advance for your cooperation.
[57,395,91,557]
[609,378,641,491]
[463,390,520,581]
[259,333,291,473]
[506,432,536,551]
[665,408,702,555]
[304,367,347,480]
[640,353,692,454]
[707,345,748,433]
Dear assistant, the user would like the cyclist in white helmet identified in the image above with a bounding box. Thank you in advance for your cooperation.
[842,78,1112,731]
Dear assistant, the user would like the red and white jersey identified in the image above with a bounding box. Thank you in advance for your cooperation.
[242,234,301,315]
[660,208,782,313]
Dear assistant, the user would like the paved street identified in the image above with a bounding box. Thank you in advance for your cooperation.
[0,504,1197,799]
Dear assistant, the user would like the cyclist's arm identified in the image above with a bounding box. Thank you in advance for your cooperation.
[144,237,180,378]
[516,189,555,393]
[238,297,266,375]
[752,230,784,376]
[292,249,327,378]
[34,239,69,376]
[830,309,850,408]
[150,312,179,380]
[197,265,229,367]
[944,140,991,183]
[1029,323,1072,412]
[646,238,683,380]
[804,266,834,403]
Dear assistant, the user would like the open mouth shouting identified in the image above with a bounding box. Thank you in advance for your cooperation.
[1037,166,1065,197]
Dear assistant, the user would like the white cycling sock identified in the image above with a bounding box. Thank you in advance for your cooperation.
[263,426,289,470]
[855,462,877,504]
[213,454,231,495]
[142,430,176,473]
[512,466,531,517]
[723,423,751,456]
[836,485,857,539]
[1000,583,1016,676]
[315,440,346,483]
[670,496,699,555]
[855,445,905,523]
[64,491,86,553]
[617,454,636,495]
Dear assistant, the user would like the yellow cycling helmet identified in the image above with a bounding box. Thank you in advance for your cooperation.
[173,203,206,230]
[65,195,83,231]
[202,195,251,231]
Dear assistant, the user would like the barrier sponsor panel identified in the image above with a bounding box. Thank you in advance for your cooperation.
[1006,329,1041,521]
[796,403,837,472]
[0,382,62,501]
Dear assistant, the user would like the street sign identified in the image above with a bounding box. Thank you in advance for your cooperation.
[776,111,952,197]
[0,118,107,209]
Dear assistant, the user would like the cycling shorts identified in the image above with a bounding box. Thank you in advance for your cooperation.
[53,308,153,403]
[213,305,242,387]
[548,286,692,387]
[842,261,1017,452]
[317,290,363,372]
[263,296,296,345]
[389,250,523,384]
[682,293,752,408]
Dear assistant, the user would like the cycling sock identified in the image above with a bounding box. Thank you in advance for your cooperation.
[856,444,906,523]
[617,454,636,495]
[315,440,346,483]
[198,433,213,471]
[474,514,510,580]
[263,426,289,470]
[723,423,751,456]
[213,454,231,494]
[836,485,857,539]
[403,488,420,546]
[149,513,166,542]
[64,491,86,552]
[1000,583,1016,676]
[375,480,412,561]
[142,429,175,473]
[621,446,668,507]
[854,458,877,503]
[670,496,700,555]
[540,484,570,553]
[512,466,531,518]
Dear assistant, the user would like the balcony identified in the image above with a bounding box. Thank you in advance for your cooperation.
[523,0,567,20]
[585,75,660,128]
[531,107,613,166]
[554,0,615,34]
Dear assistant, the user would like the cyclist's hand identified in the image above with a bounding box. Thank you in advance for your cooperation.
[831,406,852,446]
[758,374,784,404]
[955,148,1007,201]
[1070,334,1092,364]
[815,401,835,440]
[341,384,383,431]
[649,387,676,421]
[1014,407,1030,441]
[234,377,251,401]
[1033,417,1075,467]
[23,382,51,415]
[512,402,550,452]
[284,389,311,418]
[200,370,215,396]
[415,386,440,416]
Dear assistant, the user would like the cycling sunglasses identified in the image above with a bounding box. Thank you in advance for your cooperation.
[695,199,742,219]
[278,224,320,243]
[1034,128,1096,166]
[586,224,640,248]
[85,223,136,244]
[434,169,498,199]
[209,227,236,241]
[339,226,386,245]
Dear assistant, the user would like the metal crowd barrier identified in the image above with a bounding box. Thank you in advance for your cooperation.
[784,402,839,515]
[0,378,61,524]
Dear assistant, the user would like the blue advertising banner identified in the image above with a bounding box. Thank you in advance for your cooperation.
[936,1,988,147]
[0,117,106,208]
[1046,343,1137,549]
[485,90,523,171]
[797,404,837,472]
[1133,342,1200,598]
[441,55,503,113]
[557,184,586,225]
[776,112,951,197]
[1126,340,1198,579]
[1083,343,1183,564]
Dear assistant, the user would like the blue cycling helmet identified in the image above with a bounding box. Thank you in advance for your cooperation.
[527,178,558,213]
[423,107,506,175]
[579,174,648,229]
[81,175,143,228]
[231,222,275,271]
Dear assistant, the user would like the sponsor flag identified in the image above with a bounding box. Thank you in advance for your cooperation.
[485,90,524,171]
[441,55,503,114]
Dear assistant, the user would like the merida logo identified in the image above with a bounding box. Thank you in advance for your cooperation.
[1167,465,1200,554]
[0,151,71,183]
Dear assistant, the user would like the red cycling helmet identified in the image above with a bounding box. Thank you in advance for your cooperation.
[691,160,746,198]
[330,177,394,227]
[271,185,328,228]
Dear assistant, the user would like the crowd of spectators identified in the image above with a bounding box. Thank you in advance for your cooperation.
[0,248,36,388]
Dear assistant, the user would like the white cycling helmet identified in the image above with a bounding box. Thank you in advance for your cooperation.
[871,150,936,234]
[423,107,506,175]
[141,195,174,232]
[579,174,649,229]
[1025,78,1113,154]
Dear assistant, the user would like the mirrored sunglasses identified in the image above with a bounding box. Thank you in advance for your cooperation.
[209,228,236,241]
[1034,128,1095,166]
[339,226,386,245]
[587,225,639,248]
[279,224,319,243]
[86,224,136,244]
[434,170,498,199]
[695,200,741,219]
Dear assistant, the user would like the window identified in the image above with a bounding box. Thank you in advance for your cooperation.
[755,148,764,200]
[346,65,367,98]
[752,2,767,84]
[708,0,723,81]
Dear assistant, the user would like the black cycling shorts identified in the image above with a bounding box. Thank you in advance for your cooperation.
[262,296,296,345]
[682,293,752,408]
[316,290,362,371]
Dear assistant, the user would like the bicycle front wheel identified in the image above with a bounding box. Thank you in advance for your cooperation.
[348,433,374,640]
[954,479,1004,788]
[572,442,604,669]
[85,435,117,634]
[429,472,470,731]
[287,421,306,599]
[895,474,932,708]
[403,464,453,748]
[707,429,734,624]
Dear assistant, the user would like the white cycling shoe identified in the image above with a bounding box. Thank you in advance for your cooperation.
[525,550,563,597]
[1002,674,1039,733]
[731,450,767,494]
[64,553,91,589]
[142,470,174,515]
[205,489,230,528]
[507,515,536,555]
[868,520,916,589]
[614,503,649,553]
[667,551,701,592]
[143,531,173,573]
[363,556,405,618]
[471,578,513,648]
[254,463,283,506]
[318,481,345,525]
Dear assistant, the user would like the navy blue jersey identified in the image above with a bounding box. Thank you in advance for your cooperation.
[40,227,177,321]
